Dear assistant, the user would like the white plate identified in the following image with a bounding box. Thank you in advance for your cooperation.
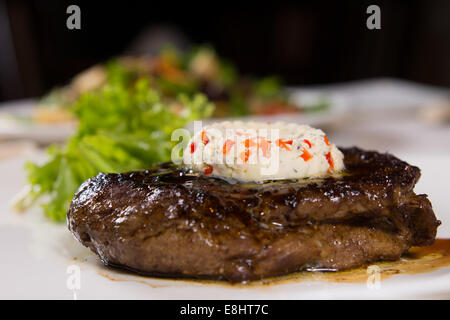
[0,151,449,299]
[1,78,447,145]
[0,100,76,144]
[287,77,449,110]
[0,78,448,144]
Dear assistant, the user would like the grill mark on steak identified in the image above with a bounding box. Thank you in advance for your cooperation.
[67,147,440,282]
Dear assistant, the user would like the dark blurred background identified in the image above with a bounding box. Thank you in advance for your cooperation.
[0,0,449,102]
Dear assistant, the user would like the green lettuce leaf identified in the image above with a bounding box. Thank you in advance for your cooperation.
[16,78,214,221]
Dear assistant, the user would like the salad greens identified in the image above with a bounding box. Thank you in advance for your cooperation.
[15,75,214,221]
[38,45,329,122]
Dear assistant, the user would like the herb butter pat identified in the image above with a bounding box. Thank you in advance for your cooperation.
[184,121,345,181]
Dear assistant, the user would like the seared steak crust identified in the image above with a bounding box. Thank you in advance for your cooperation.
[67,147,440,282]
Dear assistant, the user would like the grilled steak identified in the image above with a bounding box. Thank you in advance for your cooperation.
[67,147,440,282]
